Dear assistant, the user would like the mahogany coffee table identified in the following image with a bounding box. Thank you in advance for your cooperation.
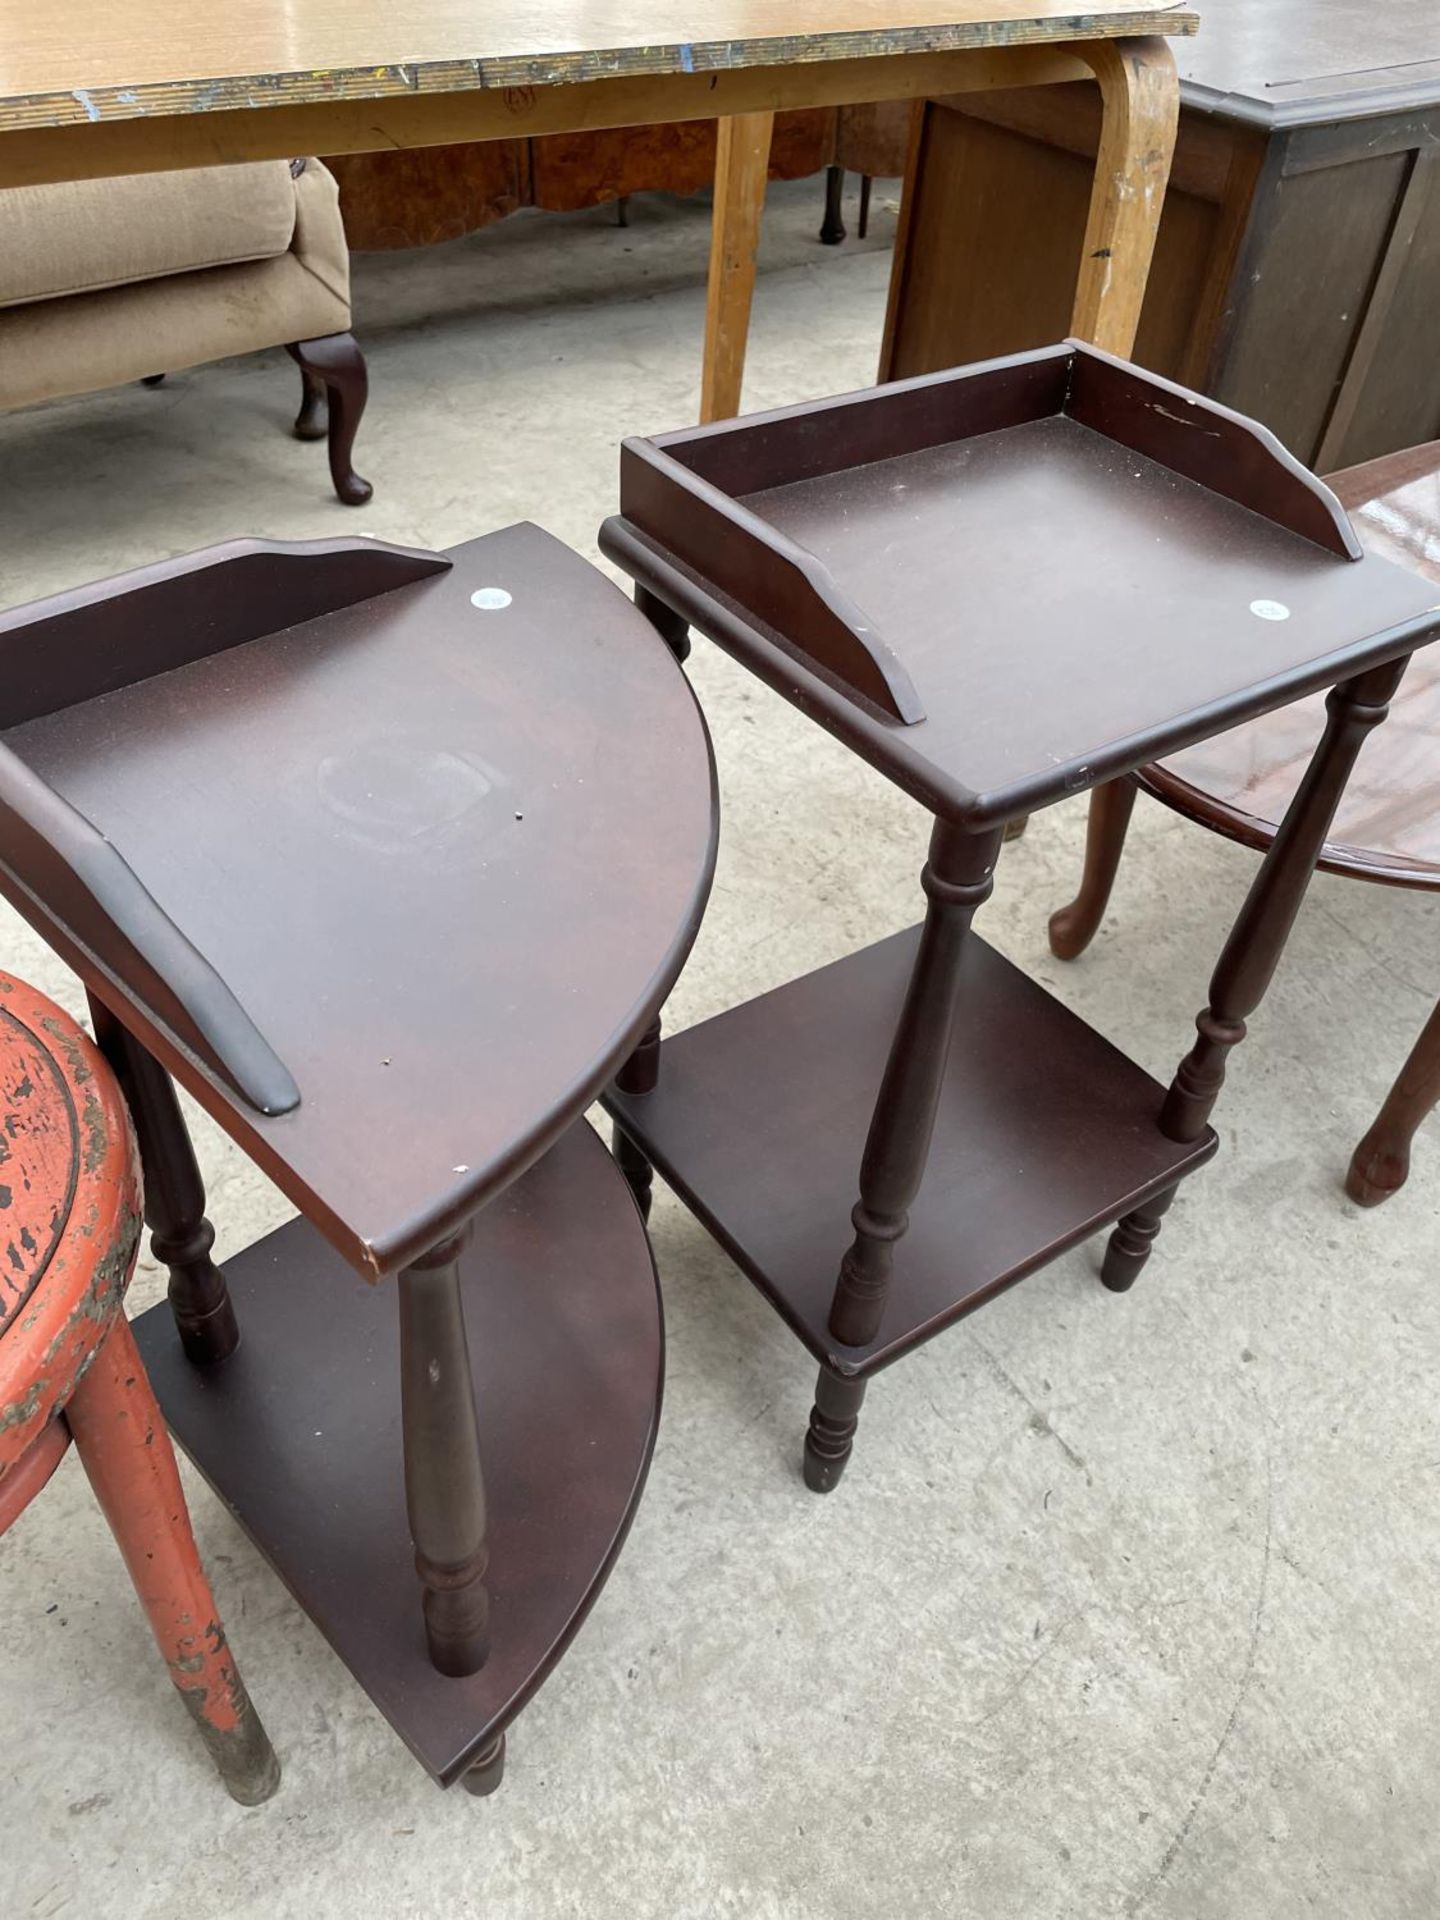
[600,341,1440,1491]
[0,526,716,1792]
[1049,441,1440,1208]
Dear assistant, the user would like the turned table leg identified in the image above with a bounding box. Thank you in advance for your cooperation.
[612,1016,662,1220]
[398,1227,492,1682]
[1103,657,1412,1289]
[86,996,238,1366]
[1070,38,1181,357]
[635,585,691,664]
[607,574,692,1218]
[700,111,774,424]
[1049,777,1139,961]
[1347,997,1440,1206]
[805,818,1005,1491]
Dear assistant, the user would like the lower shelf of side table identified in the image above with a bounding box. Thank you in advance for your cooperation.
[606,927,1217,1378]
[133,1120,661,1790]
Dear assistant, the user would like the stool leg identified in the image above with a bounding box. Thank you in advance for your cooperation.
[398,1229,491,1679]
[1104,657,1411,1287]
[1346,997,1440,1206]
[612,1015,661,1220]
[805,819,1004,1490]
[64,1313,280,1804]
[1049,776,1139,961]
[858,173,873,240]
[86,998,238,1367]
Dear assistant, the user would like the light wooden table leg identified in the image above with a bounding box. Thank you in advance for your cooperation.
[700,110,774,423]
[1070,36,1180,357]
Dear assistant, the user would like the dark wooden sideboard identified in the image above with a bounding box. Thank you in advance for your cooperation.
[880,0,1440,469]
[327,105,913,251]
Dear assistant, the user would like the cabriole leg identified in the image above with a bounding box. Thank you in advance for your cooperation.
[1346,997,1440,1206]
[1049,776,1139,960]
[285,333,372,506]
[292,364,327,441]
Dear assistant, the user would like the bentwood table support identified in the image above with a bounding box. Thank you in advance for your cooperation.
[0,3,1192,419]
[879,0,1440,472]
[601,342,1440,1490]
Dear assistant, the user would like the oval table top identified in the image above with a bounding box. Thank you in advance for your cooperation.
[1144,441,1440,889]
[0,525,717,1276]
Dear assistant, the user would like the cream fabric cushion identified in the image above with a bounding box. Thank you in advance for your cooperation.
[0,161,298,310]
[0,161,351,411]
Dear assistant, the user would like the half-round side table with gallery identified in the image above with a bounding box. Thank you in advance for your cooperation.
[0,525,717,1795]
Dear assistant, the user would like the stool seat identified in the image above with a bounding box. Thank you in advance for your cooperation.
[0,978,142,1468]
[0,988,88,1326]
[0,972,279,1804]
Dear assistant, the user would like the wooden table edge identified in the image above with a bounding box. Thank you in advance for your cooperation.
[0,11,1196,135]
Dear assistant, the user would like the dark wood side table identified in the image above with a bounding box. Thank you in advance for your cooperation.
[0,526,716,1793]
[599,342,1440,1492]
[1049,440,1440,1209]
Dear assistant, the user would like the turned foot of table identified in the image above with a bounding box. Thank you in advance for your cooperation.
[803,1368,866,1493]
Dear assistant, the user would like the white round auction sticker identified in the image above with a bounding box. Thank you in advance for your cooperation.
[471,587,513,611]
[1250,599,1290,621]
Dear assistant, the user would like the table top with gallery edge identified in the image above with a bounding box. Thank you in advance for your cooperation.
[0,524,717,1278]
[602,342,1440,832]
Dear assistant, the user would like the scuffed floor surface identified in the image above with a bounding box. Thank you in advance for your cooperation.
[1,182,1437,1919]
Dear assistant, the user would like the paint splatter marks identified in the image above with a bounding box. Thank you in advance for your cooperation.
[72,89,100,122]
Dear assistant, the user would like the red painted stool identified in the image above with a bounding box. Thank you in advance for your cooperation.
[0,973,279,1805]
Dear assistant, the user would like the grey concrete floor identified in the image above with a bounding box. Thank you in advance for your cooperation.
[2,179,1438,1920]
